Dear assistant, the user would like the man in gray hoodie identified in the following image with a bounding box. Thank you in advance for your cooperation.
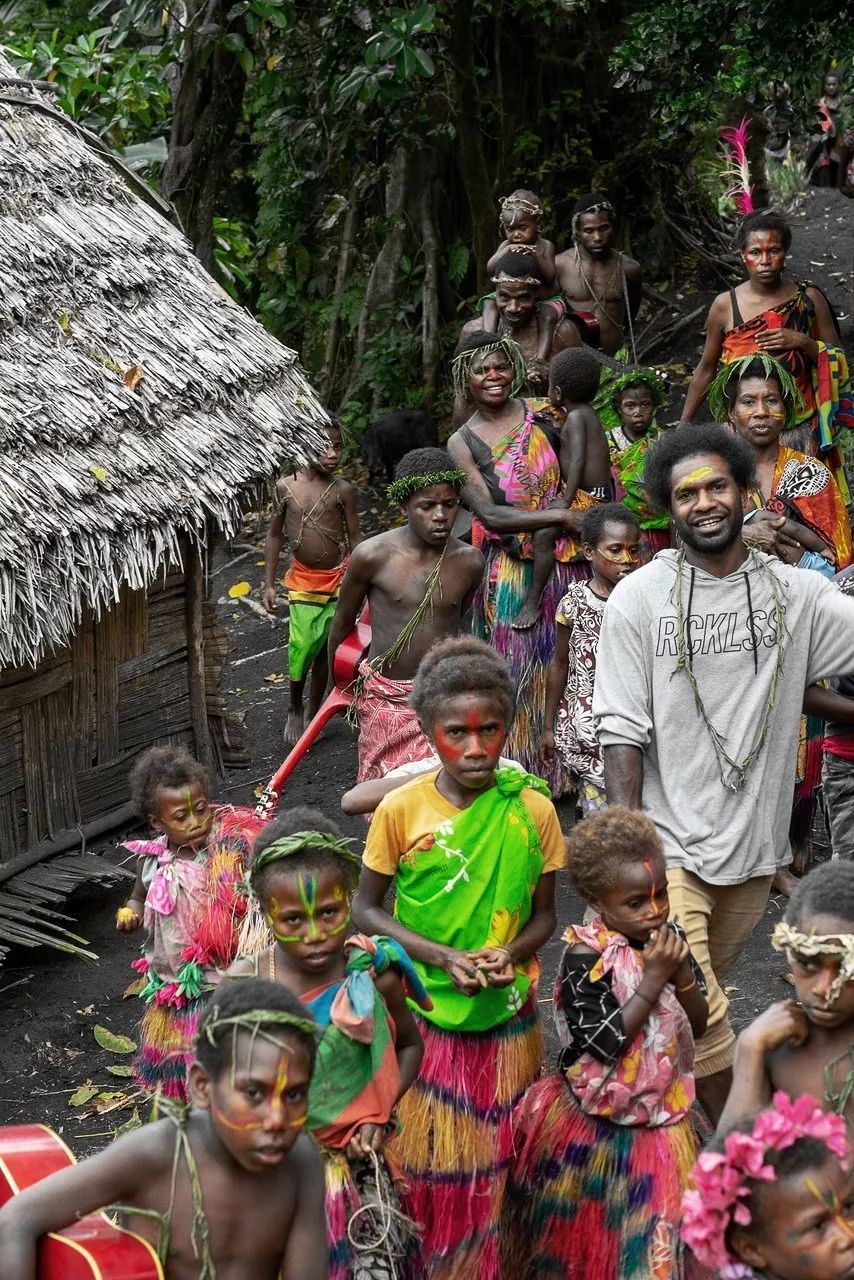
[593,422,854,1122]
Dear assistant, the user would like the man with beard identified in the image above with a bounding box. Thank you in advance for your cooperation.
[554,192,642,358]
[460,251,576,393]
[592,423,854,1124]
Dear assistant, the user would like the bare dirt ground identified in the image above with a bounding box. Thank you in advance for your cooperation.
[0,187,851,1158]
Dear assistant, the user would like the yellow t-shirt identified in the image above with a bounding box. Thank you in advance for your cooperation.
[363,769,566,878]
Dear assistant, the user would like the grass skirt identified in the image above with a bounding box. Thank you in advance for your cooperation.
[504,1073,697,1279]
[322,1147,424,1280]
[132,999,202,1102]
[473,548,585,794]
[389,999,542,1280]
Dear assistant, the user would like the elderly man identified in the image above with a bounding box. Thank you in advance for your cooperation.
[593,422,854,1123]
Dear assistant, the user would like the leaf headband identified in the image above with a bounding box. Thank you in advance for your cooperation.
[387,468,467,505]
[772,920,854,1004]
[681,1092,849,1274]
[491,269,542,287]
[451,335,527,401]
[500,195,543,220]
[249,831,361,890]
[707,353,803,428]
[597,366,668,432]
[572,200,614,232]
[201,1004,320,1047]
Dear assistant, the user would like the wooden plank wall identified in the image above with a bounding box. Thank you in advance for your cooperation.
[0,570,195,862]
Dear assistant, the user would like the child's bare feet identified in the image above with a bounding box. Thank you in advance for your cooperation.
[284,709,305,749]
[512,600,542,630]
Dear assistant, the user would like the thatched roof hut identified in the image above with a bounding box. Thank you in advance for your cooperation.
[0,56,327,903]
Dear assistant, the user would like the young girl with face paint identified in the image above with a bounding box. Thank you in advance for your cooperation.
[117,744,259,1101]
[504,805,708,1279]
[352,635,566,1280]
[229,805,426,1280]
[540,502,641,814]
[682,1093,854,1280]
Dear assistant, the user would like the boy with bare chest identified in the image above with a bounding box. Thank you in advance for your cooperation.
[327,447,483,784]
[0,979,327,1280]
[264,421,361,746]
[554,193,641,358]
[720,863,854,1133]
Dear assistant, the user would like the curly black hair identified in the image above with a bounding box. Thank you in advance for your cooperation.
[250,805,358,904]
[195,977,317,1077]
[128,745,208,820]
[566,805,663,903]
[785,860,854,930]
[548,347,602,404]
[492,250,544,283]
[735,211,792,252]
[410,636,516,732]
[643,422,757,512]
[580,501,639,547]
[393,447,460,487]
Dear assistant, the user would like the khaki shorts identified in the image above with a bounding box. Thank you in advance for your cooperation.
[666,867,773,1077]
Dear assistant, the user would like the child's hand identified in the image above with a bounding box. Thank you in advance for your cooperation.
[115,903,142,933]
[442,949,485,996]
[740,1000,809,1054]
[347,1123,388,1160]
[468,946,516,988]
[262,585,278,613]
[642,924,687,988]
[539,730,556,764]
[508,243,536,256]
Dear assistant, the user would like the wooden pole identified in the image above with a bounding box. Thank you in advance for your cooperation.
[185,544,215,771]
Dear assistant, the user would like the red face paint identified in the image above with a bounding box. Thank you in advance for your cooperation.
[643,858,665,919]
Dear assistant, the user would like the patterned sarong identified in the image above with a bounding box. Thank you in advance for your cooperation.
[467,402,593,791]
[284,555,347,681]
[608,427,672,564]
[745,444,852,569]
[355,662,434,784]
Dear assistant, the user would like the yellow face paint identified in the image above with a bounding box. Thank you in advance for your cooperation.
[599,547,641,566]
[676,465,715,496]
[804,1176,854,1243]
[213,1048,307,1131]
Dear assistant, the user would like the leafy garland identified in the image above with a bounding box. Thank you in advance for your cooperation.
[450,334,527,401]
[672,548,787,792]
[597,366,668,433]
[387,468,466,505]
[707,352,803,427]
[249,830,362,888]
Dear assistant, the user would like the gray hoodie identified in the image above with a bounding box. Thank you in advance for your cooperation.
[593,549,854,884]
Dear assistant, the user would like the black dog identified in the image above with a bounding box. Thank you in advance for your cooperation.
[360,410,438,484]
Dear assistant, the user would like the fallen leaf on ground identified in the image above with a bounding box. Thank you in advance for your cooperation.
[93,1026,136,1054]
[123,977,145,998]
[106,1064,134,1077]
[69,1084,99,1107]
[228,581,252,598]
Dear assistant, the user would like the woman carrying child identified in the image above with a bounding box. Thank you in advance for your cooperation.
[682,1093,854,1280]
[116,745,259,1100]
[353,636,566,1279]
[230,805,426,1279]
[505,806,708,1279]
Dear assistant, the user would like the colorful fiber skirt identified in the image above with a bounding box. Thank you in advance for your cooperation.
[322,1147,424,1280]
[132,998,202,1102]
[389,998,542,1280]
[473,548,582,794]
[504,1073,697,1279]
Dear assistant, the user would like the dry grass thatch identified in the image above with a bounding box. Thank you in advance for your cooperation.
[0,53,329,671]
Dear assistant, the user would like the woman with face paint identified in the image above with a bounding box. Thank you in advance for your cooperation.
[117,744,260,1101]
[505,805,708,1278]
[230,805,427,1279]
[681,212,852,472]
[353,636,566,1280]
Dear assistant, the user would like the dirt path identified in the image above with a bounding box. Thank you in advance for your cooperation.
[0,189,850,1157]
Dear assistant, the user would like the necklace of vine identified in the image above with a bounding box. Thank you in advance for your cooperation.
[672,547,787,792]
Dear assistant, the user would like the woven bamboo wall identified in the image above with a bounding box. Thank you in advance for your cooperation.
[0,560,242,863]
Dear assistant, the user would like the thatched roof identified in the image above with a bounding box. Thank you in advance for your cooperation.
[0,54,329,671]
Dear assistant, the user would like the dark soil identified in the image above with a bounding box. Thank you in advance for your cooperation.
[0,187,851,1159]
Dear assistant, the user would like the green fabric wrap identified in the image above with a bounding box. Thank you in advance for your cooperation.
[393,767,548,1032]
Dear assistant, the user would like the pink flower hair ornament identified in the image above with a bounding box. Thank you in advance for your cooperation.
[680,1092,849,1273]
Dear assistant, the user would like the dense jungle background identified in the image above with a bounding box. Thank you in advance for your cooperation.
[2,0,853,435]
